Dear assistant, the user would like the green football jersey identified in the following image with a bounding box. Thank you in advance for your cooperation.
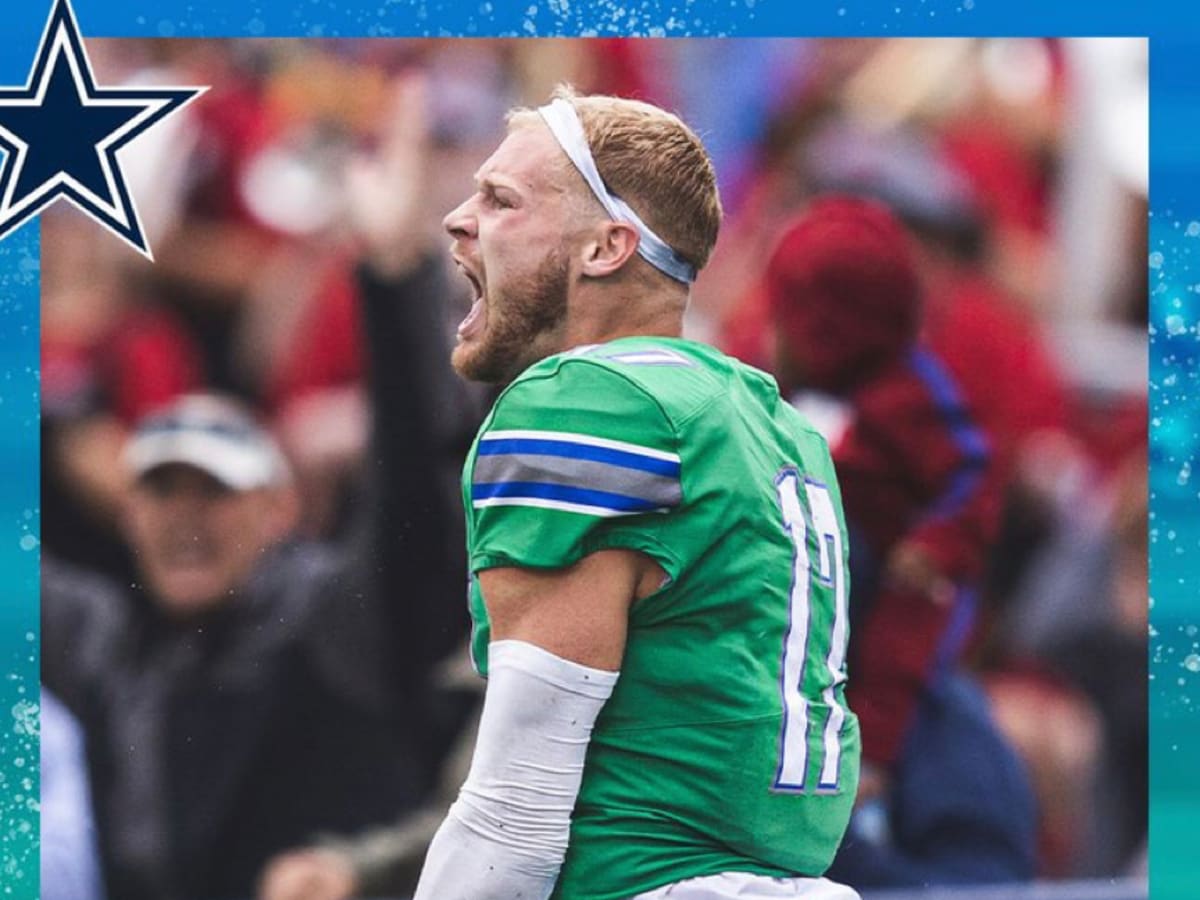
[462,336,860,900]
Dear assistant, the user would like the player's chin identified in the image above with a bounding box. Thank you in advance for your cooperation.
[454,333,533,384]
[452,337,502,383]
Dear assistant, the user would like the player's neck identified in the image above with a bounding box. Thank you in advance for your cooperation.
[566,275,687,347]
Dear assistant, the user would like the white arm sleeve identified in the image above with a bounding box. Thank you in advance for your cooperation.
[413,639,618,900]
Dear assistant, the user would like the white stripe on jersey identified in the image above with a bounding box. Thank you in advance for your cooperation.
[602,349,693,366]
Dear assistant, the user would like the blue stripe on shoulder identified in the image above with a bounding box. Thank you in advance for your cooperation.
[478,437,681,477]
[472,481,663,512]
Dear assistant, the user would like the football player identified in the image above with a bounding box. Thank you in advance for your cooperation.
[414,87,861,900]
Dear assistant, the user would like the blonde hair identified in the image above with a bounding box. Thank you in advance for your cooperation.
[508,85,723,272]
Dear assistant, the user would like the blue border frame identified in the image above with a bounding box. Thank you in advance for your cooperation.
[4,3,1187,899]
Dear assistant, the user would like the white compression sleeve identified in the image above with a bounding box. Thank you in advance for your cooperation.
[413,640,619,900]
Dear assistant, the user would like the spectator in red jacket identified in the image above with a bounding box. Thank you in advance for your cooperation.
[767,196,1005,772]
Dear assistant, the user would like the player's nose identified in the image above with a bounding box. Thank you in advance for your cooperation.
[443,197,477,241]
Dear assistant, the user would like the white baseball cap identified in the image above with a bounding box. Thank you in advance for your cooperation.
[124,394,290,491]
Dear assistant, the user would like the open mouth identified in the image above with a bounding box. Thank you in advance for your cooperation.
[456,262,487,341]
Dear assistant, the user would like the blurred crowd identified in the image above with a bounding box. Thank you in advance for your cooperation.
[39,38,1147,900]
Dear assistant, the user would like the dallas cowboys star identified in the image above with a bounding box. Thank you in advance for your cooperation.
[0,0,204,258]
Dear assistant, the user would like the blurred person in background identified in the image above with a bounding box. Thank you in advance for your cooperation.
[40,204,201,588]
[723,115,1072,479]
[40,75,477,893]
[41,394,431,900]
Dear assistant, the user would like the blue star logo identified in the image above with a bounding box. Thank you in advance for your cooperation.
[0,0,205,258]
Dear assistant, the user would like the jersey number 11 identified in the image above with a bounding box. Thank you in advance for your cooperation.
[773,469,850,794]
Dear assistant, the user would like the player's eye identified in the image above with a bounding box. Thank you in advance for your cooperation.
[483,187,515,209]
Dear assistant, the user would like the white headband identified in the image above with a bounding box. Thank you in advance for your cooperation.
[537,98,697,285]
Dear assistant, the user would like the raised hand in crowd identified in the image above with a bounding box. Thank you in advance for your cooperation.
[343,72,434,278]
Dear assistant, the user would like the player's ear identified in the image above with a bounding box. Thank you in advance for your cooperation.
[580,221,639,278]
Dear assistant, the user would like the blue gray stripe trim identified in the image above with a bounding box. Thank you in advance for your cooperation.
[475,452,682,509]
[478,437,680,477]
[473,429,682,514]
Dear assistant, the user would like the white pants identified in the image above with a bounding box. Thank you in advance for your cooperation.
[632,871,861,900]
